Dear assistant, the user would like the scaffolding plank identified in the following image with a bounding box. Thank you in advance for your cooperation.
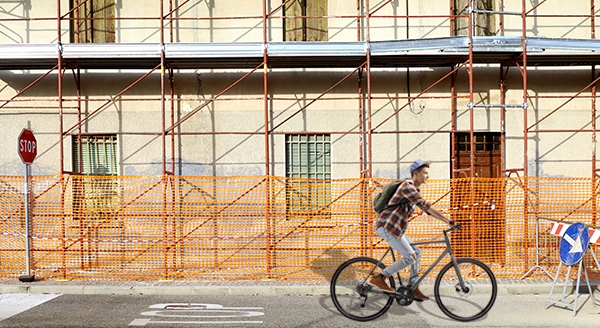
[371,36,470,54]
[2,37,600,70]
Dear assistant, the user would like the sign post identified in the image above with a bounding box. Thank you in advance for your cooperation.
[18,128,37,283]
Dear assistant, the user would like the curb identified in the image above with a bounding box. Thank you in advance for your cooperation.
[0,282,594,296]
[0,284,332,296]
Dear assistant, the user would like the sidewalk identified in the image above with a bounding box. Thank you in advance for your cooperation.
[1,277,597,296]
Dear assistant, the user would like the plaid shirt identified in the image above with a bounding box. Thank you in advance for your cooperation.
[375,180,432,239]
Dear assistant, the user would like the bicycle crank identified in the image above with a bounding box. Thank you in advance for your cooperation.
[393,286,414,306]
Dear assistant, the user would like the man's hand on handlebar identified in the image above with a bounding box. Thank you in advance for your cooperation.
[444,219,462,233]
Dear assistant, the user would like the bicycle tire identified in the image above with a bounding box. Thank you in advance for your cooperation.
[434,258,497,322]
[330,256,396,321]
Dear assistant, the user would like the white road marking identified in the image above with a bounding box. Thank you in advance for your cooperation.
[0,293,61,321]
[140,310,265,318]
[129,319,152,326]
[129,303,264,326]
[130,319,263,325]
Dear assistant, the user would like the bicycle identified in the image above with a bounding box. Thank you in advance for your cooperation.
[330,224,497,322]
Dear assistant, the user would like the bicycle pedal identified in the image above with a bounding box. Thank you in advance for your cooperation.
[413,297,424,302]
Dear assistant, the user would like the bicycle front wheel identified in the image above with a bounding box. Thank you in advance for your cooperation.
[434,258,497,322]
[330,257,396,321]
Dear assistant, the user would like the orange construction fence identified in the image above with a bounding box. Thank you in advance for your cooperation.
[1,175,599,281]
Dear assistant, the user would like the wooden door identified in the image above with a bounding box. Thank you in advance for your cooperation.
[451,133,505,264]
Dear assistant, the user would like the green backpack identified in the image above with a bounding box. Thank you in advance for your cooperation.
[373,180,407,214]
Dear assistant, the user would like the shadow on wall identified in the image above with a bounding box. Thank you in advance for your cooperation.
[528,160,569,178]
[0,159,264,177]
[124,158,263,176]
[310,248,350,281]
[0,161,55,176]
[374,168,411,180]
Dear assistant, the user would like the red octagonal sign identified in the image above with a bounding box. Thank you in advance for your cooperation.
[18,129,37,164]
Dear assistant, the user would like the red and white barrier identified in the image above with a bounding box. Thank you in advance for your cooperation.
[550,221,600,245]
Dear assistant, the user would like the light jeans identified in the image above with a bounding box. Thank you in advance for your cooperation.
[376,227,422,286]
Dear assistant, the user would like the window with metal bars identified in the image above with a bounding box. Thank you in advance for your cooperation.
[72,135,118,175]
[285,134,331,223]
[285,134,331,179]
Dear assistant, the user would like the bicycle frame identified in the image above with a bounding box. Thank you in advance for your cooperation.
[368,226,467,294]
[331,224,496,322]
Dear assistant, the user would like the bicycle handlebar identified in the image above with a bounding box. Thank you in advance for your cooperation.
[444,224,463,234]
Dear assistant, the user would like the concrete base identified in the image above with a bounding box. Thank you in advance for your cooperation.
[17,275,35,283]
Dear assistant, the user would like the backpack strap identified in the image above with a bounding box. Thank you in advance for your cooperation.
[385,197,409,211]
[384,181,409,211]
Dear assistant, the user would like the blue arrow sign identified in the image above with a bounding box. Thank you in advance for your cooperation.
[559,222,590,265]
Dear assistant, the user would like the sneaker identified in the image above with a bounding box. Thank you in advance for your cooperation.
[368,274,395,293]
[408,285,430,301]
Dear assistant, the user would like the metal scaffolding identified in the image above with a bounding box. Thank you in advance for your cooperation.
[0,0,599,179]
[2,0,600,280]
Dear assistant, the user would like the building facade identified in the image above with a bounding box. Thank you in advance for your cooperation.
[0,0,598,180]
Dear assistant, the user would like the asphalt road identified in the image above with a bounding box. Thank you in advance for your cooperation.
[1,292,599,327]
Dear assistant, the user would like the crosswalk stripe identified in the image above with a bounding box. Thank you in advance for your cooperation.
[0,294,61,321]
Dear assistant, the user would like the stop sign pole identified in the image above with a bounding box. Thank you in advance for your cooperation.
[18,128,37,283]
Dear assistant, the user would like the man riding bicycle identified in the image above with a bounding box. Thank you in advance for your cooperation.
[369,159,456,301]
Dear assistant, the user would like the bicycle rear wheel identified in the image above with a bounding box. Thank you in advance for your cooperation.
[330,257,396,321]
[434,258,497,322]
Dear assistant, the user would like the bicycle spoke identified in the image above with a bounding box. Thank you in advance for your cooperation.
[330,257,395,321]
[434,258,497,322]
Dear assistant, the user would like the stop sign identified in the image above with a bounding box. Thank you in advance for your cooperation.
[18,129,37,164]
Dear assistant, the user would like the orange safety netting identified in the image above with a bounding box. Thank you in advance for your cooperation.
[1,175,599,281]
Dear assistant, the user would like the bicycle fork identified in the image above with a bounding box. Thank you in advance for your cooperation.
[445,236,469,294]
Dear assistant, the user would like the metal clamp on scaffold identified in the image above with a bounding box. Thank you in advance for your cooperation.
[468,102,528,109]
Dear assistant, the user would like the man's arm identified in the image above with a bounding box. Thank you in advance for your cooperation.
[401,183,455,226]
[427,206,456,226]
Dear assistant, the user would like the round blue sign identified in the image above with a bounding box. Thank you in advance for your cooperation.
[559,222,590,265]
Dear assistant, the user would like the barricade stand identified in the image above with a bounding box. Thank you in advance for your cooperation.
[586,250,600,313]
[546,222,600,316]
[520,217,553,279]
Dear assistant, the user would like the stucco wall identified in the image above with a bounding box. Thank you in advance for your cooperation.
[0,1,597,178]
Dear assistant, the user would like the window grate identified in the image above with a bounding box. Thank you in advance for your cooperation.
[285,134,331,179]
[73,135,118,175]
